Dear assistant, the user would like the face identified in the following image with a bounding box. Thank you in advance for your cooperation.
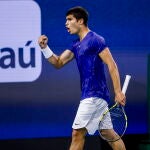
[65,14,81,34]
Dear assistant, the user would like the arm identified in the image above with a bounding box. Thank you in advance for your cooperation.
[99,47,126,106]
[47,49,74,69]
[38,35,74,69]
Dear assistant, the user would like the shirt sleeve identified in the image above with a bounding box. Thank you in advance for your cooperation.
[95,36,107,54]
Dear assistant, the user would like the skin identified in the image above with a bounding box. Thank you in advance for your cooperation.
[38,14,126,150]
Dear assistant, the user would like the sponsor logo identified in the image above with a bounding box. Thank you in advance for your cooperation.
[0,1,41,82]
[75,123,80,125]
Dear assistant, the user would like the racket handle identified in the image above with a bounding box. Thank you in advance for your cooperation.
[122,75,131,94]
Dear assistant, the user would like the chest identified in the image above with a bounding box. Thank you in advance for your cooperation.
[74,40,96,58]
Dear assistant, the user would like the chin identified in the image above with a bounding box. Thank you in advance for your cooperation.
[67,29,77,35]
[69,32,74,35]
[70,31,77,35]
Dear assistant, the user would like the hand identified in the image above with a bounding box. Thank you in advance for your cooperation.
[38,35,48,49]
[115,91,126,106]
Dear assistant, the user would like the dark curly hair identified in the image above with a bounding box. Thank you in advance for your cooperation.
[66,6,89,26]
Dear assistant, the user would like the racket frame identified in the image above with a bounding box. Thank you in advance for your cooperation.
[98,75,131,142]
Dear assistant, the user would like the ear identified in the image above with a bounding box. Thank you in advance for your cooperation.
[78,18,84,25]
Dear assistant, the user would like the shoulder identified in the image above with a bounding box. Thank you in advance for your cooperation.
[89,31,107,53]
[88,31,106,49]
[84,31,106,49]
[90,31,106,43]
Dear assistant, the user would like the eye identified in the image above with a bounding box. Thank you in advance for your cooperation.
[68,18,72,21]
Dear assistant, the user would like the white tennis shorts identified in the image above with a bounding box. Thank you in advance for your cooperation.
[72,97,113,135]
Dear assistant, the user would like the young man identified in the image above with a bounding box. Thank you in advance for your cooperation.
[38,6,126,150]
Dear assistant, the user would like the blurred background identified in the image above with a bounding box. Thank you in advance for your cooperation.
[0,0,149,149]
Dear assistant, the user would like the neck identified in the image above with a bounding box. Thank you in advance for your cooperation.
[78,27,90,41]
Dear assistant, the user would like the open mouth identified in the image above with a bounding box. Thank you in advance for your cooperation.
[66,27,70,32]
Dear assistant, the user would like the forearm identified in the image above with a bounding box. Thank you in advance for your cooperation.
[41,45,64,69]
[48,54,64,69]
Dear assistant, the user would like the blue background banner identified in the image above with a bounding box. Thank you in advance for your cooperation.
[0,0,149,139]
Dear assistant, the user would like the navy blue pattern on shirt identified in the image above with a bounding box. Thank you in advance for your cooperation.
[70,31,110,102]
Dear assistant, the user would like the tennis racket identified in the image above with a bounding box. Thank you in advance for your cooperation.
[98,74,131,142]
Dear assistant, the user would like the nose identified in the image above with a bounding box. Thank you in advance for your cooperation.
[65,20,68,26]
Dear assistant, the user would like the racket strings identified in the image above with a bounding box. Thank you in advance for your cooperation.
[110,108,127,136]
[99,107,127,142]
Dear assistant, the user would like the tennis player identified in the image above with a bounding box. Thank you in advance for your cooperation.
[38,6,126,150]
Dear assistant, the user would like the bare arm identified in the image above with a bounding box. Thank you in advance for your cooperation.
[48,49,74,69]
[99,47,126,106]
[38,35,74,69]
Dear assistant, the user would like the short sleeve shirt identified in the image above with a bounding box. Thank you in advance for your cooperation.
[70,31,110,102]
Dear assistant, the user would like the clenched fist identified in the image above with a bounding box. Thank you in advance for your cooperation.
[38,35,48,49]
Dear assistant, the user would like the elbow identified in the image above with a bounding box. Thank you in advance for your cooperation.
[48,56,63,69]
[52,63,63,69]
[55,58,64,69]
